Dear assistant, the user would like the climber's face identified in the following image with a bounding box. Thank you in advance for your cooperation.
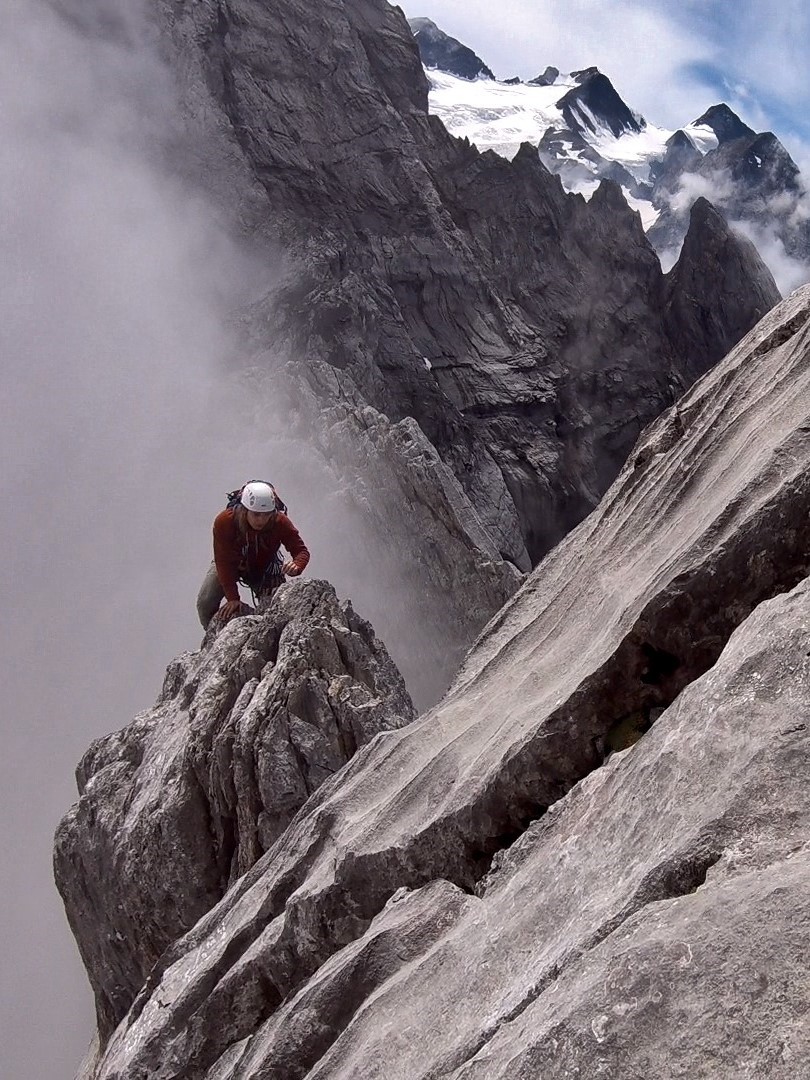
[246,510,274,531]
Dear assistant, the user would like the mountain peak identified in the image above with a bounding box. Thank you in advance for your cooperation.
[556,69,645,139]
[570,65,601,82]
[693,104,756,144]
[408,17,494,81]
[528,65,560,87]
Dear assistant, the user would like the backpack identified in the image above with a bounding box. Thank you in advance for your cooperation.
[226,481,287,515]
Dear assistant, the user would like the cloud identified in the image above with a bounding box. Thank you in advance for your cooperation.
[731,218,810,297]
[668,170,735,214]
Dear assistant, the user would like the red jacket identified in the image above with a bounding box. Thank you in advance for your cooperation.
[213,507,310,601]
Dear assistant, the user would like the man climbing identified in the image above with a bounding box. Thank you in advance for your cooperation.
[196,480,310,628]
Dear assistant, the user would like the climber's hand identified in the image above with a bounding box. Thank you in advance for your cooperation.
[220,599,243,621]
[282,561,301,577]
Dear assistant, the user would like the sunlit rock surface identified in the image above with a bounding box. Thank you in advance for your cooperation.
[71,287,810,1078]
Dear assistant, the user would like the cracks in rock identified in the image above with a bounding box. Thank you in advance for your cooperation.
[639,642,680,686]
[639,845,721,903]
[445,845,723,1075]
[464,801,549,885]
[748,306,810,361]
[203,1,252,161]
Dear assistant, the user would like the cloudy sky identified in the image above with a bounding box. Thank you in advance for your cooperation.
[399,0,810,161]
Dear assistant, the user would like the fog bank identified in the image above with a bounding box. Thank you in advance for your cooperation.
[0,4,450,1075]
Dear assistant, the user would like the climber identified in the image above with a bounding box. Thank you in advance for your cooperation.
[196,480,310,628]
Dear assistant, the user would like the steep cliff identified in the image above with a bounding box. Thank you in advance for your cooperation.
[148,0,778,575]
[61,286,810,1078]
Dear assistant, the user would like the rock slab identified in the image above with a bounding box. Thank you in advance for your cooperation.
[72,289,810,1077]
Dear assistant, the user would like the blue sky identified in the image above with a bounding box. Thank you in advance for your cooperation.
[399,0,810,163]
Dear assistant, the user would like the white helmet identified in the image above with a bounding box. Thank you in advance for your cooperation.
[241,481,277,513]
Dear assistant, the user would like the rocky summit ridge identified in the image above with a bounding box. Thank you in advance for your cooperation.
[60,283,810,1078]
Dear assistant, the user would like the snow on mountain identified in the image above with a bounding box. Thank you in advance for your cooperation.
[417,34,810,291]
[424,68,577,160]
[426,68,717,193]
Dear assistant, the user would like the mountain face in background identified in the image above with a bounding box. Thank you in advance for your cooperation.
[408,16,494,80]
[412,23,810,283]
[152,0,775,594]
[648,107,810,265]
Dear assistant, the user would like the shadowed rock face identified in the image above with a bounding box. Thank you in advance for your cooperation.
[408,16,494,81]
[649,106,810,263]
[663,197,781,368]
[694,103,757,144]
[557,68,645,139]
[145,0,778,577]
[71,287,810,1078]
[54,580,416,1043]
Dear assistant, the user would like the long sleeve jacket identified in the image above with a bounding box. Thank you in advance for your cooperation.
[212,507,310,601]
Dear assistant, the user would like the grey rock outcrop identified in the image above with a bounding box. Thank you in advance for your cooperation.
[557,67,645,138]
[54,579,416,1042]
[75,287,810,1078]
[694,103,757,144]
[291,364,524,608]
[648,128,703,195]
[529,65,560,86]
[663,197,780,366]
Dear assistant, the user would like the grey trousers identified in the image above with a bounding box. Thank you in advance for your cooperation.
[196,562,226,629]
[196,562,284,628]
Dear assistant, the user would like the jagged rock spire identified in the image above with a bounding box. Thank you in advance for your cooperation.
[408,17,494,80]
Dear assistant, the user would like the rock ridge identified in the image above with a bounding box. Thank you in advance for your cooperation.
[55,578,416,1042]
[68,285,810,1077]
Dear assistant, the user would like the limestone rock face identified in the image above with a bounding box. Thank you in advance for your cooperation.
[54,579,416,1042]
[76,288,810,1078]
